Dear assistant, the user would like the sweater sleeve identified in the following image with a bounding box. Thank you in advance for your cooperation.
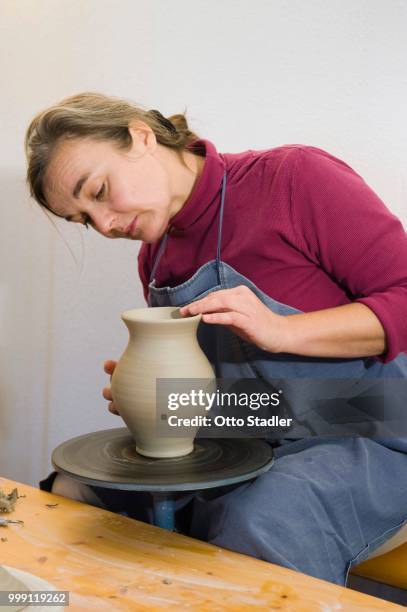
[290,146,407,363]
[137,242,151,304]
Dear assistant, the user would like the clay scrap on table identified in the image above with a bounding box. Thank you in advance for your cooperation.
[0,488,18,513]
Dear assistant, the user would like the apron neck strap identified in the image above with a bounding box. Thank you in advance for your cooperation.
[149,232,169,284]
[216,170,227,269]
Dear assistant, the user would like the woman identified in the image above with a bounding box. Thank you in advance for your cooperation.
[25,92,407,586]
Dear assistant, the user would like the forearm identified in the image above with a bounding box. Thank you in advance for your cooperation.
[281,302,386,358]
[180,287,388,358]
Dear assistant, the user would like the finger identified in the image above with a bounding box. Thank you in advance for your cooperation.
[180,286,250,313]
[108,402,120,415]
[202,311,248,329]
[183,294,251,317]
[180,294,225,315]
[103,387,112,401]
[104,360,117,375]
[179,290,229,315]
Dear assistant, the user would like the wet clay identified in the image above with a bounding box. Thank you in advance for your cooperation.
[0,488,18,513]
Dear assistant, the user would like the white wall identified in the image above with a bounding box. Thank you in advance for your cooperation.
[1,0,406,486]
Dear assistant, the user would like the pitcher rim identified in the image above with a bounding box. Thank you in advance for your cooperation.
[121,306,202,325]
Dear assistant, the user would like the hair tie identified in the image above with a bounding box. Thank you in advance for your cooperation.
[148,109,177,134]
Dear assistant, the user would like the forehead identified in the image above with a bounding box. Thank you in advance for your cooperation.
[44,138,114,215]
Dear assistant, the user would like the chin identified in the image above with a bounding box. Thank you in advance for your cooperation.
[140,225,168,244]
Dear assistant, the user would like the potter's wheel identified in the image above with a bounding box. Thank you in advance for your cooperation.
[51,428,274,491]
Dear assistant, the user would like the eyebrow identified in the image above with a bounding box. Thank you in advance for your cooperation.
[73,173,90,199]
[59,173,91,221]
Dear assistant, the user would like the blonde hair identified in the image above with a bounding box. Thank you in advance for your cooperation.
[24,91,201,213]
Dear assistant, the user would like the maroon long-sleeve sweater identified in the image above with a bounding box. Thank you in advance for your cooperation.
[138,139,407,363]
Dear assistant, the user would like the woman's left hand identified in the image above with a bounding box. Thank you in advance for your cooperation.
[179,285,288,353]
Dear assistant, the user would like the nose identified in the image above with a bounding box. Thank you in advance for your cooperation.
[91,208,118,235]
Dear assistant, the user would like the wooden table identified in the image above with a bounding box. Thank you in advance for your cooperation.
[0,477,403,611]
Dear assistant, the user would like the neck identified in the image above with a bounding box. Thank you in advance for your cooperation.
[157,144,205,220]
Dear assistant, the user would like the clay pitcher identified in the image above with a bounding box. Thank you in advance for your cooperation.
[111,306,215,458]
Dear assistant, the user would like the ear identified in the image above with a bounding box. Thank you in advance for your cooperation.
[128,120,157,153]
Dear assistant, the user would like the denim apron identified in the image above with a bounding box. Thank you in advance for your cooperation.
[148,170,407,585]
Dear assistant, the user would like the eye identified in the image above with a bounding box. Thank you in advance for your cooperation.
[95,183,105,201]
[64,213,92,227]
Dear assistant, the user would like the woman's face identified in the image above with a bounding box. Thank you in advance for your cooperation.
[43,124,178,243]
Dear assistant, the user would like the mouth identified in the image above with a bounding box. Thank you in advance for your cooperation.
[125,216,138,237]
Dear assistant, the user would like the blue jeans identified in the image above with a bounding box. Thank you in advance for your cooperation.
[187,437,407,585]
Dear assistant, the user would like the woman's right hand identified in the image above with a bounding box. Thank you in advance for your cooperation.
[103,360,119,415]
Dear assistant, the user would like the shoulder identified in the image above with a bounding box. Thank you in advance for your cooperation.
[288,145,364,185]
[258,143,361,174]
[222,143,304,170]
[221,143,359,187]
[219,144,304,190]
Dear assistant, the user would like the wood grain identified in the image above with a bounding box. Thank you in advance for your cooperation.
[0,477,402,611]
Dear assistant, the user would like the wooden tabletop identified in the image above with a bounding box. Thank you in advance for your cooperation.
[0,477,403,611]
